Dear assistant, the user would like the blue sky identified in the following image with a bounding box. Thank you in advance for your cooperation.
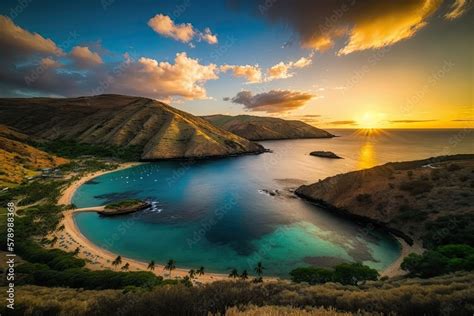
[0,0,472,128]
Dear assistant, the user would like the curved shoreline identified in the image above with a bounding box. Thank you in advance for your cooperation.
[52,162,410,282]
[54,162,230,283]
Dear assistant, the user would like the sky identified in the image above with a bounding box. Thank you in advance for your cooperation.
[0,0,472,129]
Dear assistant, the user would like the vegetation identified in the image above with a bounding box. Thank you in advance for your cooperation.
[105,199,144,210]
[6,272,471,315]
[290,263,379,285]
[34,140,142,161]
[422,214,474,248]
[399,179,433,195]
[401,244,474,278]
[165,259,176,275]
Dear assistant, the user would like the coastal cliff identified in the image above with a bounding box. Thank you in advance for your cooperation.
[296,155,474,246]
[0,95,265,160]
[202,114,334,141]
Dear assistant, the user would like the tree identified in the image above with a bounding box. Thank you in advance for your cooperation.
[229,268,239,278]
[188,269,195,278]
[112,256,122,269]
[57,224,65,231]
[73,247,80,255]
[147,260,155,271]
[196,266,205,276]
[333,263,379,285]
[401,253,423,274]
[254,262,264,277]
[165,259,176,276]
[289,267,333,284]
[50,236,58,246]
[121,263,130,271]
[240,270,248,280]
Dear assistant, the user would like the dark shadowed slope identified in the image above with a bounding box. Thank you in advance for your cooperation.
[202,114,334,141]
[0,95,265,160]
[296,155,474,245]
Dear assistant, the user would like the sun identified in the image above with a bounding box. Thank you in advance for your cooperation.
[358,112,378,129]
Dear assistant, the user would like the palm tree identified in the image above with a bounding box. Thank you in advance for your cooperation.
[57,224,65,231]
[165,259,176,276]
[196,266,205,276]
[121,263,130,271]
[254,261,264,277]
[73,247,80,255]
[240,270,248,280]
[50,236,58,246]
[112,256,122,269]
[188,269,196,278]
[147,260,155,271]
[229,268,239,278]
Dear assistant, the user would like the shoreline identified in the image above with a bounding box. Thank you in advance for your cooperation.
[54,162,231,283]
[52,162,412,283]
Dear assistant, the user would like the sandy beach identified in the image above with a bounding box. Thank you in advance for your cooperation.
[53,163,231,283]
[380,237,424,278]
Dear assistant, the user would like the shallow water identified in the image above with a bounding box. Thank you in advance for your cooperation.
[73,129,473,277]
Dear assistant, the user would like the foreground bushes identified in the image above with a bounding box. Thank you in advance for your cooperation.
[290,263,379,285]
[5,272,471,315]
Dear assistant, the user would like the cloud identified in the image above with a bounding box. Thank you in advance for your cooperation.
[0,17,221,100]
[227,90,314,113]
[199,28,218,44]
[245,0,470,55]
[221,54,312,83]
[0,15,63,61]
[389,119,437,123]
[70,46,103,67]
[148,14,217,45]
[329,120,358,125]
[220,64,262,83]
[265,54,313,81]
[445,0,471,19]
[109,52,219,99]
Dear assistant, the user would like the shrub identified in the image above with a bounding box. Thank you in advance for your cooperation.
[399,180,433,195]
[290,263,379,286]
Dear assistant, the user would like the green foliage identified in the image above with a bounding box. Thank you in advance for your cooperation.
[105,199,143,209]
[16,240,85,270]
[290,263,379,285]
[35,140,142,161]
[289,267,333,284]
[422,214,474,248]
[4,180,66,206]
[17,265,163,289]
[401,244,474,278]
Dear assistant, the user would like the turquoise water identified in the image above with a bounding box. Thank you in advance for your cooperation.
[73,129,473,277]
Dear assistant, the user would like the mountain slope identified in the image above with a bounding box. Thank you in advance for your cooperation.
[0,95,265,160]
[202,114,334,141]
[0,125,68,185]
[295,155,474,246]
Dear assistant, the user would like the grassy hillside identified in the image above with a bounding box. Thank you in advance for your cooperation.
[0,125,68,186]
[203,114,334,141]
[296,155,474,247]
[0,95,265,160]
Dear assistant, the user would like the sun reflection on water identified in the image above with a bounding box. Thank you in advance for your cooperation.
[354,128,384,169]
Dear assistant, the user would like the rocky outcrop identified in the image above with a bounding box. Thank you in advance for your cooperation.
[202,114,334,141]
[0,95,265,160]
[296,155,474,244]
[310,151,342,159]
